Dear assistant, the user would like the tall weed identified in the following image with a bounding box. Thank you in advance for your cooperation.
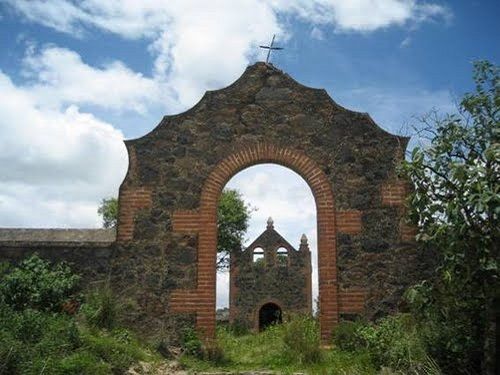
[281,315,322,365]
[80,285,118,330]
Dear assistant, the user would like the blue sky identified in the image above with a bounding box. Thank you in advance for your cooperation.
[0,1,498,307]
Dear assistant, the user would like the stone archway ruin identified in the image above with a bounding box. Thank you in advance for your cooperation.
[169,143,338,342]
[109,62,419,346]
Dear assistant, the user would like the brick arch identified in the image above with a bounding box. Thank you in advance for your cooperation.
[170,143,338,343]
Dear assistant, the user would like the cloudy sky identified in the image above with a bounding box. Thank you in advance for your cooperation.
[0,1,498,307]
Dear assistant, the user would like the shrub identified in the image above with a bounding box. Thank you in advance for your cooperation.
[229,318,250,336]
[81,285,118,330]
[357,314,429,371]
[0,329,23,374]
[202,340,226,364]
[0,302,82,374]
[80,330,147,373]
[0,256,153,374]
[0,254,80,312]
[181,327,203,357]
[332,320,366,352]
[281,315,322,365]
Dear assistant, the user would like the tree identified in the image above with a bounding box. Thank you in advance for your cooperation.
[97,197,118,228]
[216,189,254,271]
[401,61,499,374]
[97,190,253,270]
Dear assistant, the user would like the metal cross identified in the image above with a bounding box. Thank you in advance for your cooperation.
[259,34,283,64]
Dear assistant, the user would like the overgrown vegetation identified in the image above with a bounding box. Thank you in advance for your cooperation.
[333,315,440,374]
[0,255,80,312]
[400,60,499,374]
[180,315,440,374]
[0,255,159,374]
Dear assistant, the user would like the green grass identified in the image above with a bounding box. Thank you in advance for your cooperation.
[0,304,162,374]
[180,323,377,375]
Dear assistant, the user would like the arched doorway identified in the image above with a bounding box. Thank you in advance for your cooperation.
[259,302,283,330]
[170,143,338,344]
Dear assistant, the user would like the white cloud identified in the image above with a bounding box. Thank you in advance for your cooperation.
[0,70,128,227]
[4,1,451,36]
[267,0,451,32]
[3,0,451,109]
[20,46,163,113]
[310,26,325,40]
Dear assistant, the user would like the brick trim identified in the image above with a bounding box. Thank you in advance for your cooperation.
[400,221,417,242]
[169,143,338,344]
[336,210,362,234]
[338,288,367,313]
[116,187,152,242]
[381,180,407,206]
[172,210,200,233]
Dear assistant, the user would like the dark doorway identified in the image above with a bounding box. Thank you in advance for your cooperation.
[258,302,282,330]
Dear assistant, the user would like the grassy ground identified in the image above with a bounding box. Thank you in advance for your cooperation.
[180,324,377,375]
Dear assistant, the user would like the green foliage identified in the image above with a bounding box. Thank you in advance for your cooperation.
[57,352,112,375]
[0,303,78,374]
[333,320,366,352]
[0,254,80,312]
[79,329,148,373]
[0,256,157,374]
[400,60,499,373]
[181,327,203,357]
[216,188,254,270]
[357,314,428,371]
[276,253,288,266]
[334,315,439,373]
[0,300,151,375]
[81,285,119,330]
[281,315,322,365]
[228,318,250,336]
[97,197,118,228]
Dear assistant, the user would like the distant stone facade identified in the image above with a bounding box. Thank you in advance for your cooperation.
[0,62,433,344]
[229,218,312,331]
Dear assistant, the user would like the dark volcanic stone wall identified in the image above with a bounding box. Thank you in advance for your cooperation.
[111,62,427,341]
[0,241,113,285]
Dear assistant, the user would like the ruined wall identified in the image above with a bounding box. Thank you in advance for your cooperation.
[229,221,312,330]
[0,229,115,285]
